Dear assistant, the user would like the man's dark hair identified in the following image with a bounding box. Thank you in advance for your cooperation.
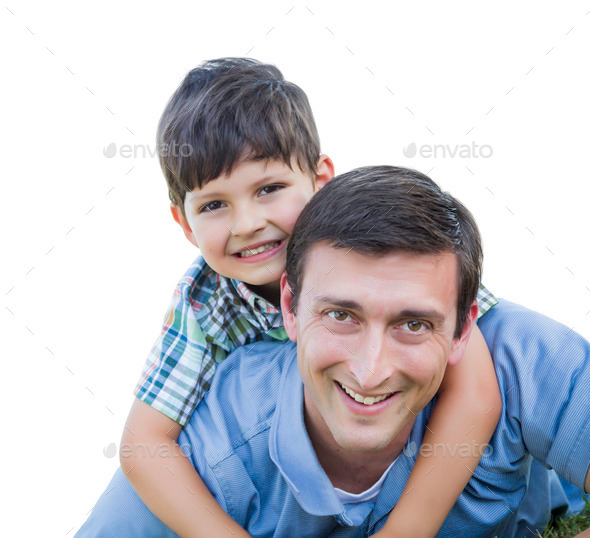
[286,166,483,338]
[157,57,321,212]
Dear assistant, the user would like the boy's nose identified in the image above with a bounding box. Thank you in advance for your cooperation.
[231,207,266,237]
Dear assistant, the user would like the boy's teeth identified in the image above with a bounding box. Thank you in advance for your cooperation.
[339,383,391,405]
[239,242,279,258]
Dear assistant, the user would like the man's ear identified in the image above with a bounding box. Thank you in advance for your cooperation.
[280,273,298,342]
[170,204,198,248]
[447,301,479,366]
[313,154,335,192]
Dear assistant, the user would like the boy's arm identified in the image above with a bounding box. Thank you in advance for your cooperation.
[375,324,501,537]
[120,398,249,538]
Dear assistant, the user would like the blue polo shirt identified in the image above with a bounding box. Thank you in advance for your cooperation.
[78,300,590,537]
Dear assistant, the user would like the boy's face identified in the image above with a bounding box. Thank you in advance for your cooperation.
[173,157,332,298]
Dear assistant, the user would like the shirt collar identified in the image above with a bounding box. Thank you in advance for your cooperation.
[269,350,347,518]
[268,346,434,530]
[194,273,283,351]
[230,278,279,315]
[365,402,435,532]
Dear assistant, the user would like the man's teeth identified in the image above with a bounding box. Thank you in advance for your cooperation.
[238,242,279,258]
[339,383,391,405]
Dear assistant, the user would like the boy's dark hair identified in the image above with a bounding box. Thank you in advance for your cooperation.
[286,166,483,338]
[157,58,321,212]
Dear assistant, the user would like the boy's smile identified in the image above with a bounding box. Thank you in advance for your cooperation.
[173,157,332,303]
[232,239,286,262]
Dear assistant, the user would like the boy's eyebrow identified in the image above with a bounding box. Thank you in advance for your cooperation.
[187,189,223,203]
[188,172,292,203]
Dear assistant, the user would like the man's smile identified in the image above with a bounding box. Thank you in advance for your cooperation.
[337,382,394,405]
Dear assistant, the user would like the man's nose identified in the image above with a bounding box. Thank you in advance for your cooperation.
[349,332,396,391]
[231,204,266,237]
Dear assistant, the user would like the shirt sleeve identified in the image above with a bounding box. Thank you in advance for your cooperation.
[477,299,590,490]
[133,285,225,426]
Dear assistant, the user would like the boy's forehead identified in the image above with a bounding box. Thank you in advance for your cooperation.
[187,156,311,196]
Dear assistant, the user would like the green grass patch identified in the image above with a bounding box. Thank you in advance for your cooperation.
[538,498,590,537]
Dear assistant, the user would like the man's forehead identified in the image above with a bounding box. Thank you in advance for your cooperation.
[298,243,459,314]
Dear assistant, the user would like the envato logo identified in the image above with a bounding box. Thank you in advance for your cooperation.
[402,440,493,458]
[103,442,195,459]
[103,142,193,159]
[403,142,493,159]
[104,440,492,460]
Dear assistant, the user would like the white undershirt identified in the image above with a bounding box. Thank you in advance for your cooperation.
[334,456,399,505]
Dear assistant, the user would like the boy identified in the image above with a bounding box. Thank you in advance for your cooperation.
[116,58,501,537]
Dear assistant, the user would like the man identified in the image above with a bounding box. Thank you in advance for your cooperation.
[79,166,590,536]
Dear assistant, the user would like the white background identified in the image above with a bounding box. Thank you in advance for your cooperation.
[1,1,589,535]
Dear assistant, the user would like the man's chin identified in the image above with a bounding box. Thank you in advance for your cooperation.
[329,415,415,456]
[332,429,397,454]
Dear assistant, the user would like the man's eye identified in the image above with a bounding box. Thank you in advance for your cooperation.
[403,321,427,333]
[327,310,351,322]
[259,185,283,196]
[199,201,225,213]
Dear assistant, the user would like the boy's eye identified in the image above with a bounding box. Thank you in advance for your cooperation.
[199,201,225,213]
[259,184,283,196]
[327,310,351,322]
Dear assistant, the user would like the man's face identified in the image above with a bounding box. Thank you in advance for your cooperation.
[173,158,327,298]
[281,244,477,455]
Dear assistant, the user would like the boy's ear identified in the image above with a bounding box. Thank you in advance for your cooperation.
[447,301,479,366]
[280,273,298,343]
[313,154,335,192]
[170,204,199,248]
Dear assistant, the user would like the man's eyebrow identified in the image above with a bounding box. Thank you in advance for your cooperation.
[313,298,446,323]
[312,296,363,311]
[399,309,446,325]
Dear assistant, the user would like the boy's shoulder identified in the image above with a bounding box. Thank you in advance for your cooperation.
[176,254,221,311]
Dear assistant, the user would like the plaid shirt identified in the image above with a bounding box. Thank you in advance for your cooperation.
[135,255,498,426]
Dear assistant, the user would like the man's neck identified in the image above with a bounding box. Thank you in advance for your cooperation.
[303,391,414,494]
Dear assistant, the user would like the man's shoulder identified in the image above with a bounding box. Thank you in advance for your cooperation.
[475,298,590,487]
[435,298,589,536]
[477,298,589,392]
[177,340,304,531]
[477,298,574,335]
[211,340,296,404]
[179,340,297,464]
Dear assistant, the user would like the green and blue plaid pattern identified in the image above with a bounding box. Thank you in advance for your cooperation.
[134,256,287,426]
[476,283,498,318]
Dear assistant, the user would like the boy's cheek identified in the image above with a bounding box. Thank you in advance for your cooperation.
[171,205,200,248]
[283,198,312,235]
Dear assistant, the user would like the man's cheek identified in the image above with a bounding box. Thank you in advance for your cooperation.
[414,370,445,407]
[309,341,344,372]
